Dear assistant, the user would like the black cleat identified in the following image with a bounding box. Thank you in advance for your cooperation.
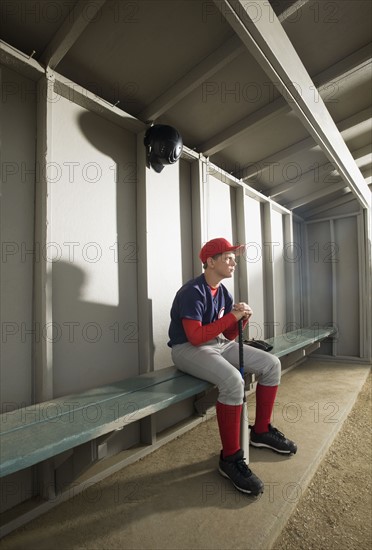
[219,449,264,495]
[250,424,297,455]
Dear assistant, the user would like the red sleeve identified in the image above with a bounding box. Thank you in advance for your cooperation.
[223,317,248,340]
[182,313,237,346]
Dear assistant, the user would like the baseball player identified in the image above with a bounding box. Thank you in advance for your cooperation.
[168,237,297,495]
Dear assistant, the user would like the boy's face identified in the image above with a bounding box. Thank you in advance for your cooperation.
[210,252,237,278]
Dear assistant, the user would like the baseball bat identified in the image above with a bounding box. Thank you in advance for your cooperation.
[239,318,250,464]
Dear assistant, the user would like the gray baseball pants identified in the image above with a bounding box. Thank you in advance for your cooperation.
[171,337,281,406]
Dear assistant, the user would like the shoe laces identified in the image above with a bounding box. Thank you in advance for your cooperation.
[268,424,286,441]
[235,457,252,476]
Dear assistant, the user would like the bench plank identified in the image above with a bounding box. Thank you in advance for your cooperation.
[267,327,335,358]
[0,375,211,478]
[1,367,183,435]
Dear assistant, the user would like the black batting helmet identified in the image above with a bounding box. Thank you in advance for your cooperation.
[144,124,183,173]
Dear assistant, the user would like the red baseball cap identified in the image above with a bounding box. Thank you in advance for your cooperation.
[199,238,245,264]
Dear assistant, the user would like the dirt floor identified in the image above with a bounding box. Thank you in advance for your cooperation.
[273,372,371,550]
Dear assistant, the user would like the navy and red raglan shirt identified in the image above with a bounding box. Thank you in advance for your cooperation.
[168,274,243,347]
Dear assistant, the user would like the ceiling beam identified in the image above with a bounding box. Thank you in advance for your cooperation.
[299,166,372,216]
[0,38,145,134]
[200,97,288,157]
[277,0,311,21]
[54,71,146,133]
[240,137,316,181]
[286,182,350,210]
[138,0,311,123]
[301,194,360,218]
[349,144,372,171]
[269,161,340,199]
[214,0,371,209]
[300,170,372,218]
[40,0,106,69]
[203,43,371,159]
[269,143,372,199]
[361,166,372,181]
[0,39,45,80]
[240,108,372,181]
[312,43,371,88]
[138,35,245,122]
[284,168,372,212]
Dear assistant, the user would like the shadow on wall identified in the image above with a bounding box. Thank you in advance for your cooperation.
[51,261,140,397]
[50,110,144,397]
[76,110,138,276]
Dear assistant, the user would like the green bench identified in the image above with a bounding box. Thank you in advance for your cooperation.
[266,326,335,359]
[0,368,210,479]
[0,326,335,480]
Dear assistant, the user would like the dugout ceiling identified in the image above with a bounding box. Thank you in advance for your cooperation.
[1,0,371,218]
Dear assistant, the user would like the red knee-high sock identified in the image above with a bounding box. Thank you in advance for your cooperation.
[254,384,278,434]
[216,401,242,458]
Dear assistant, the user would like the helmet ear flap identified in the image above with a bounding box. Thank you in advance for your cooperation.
[144,124,183,172]
[144,128,152,148]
